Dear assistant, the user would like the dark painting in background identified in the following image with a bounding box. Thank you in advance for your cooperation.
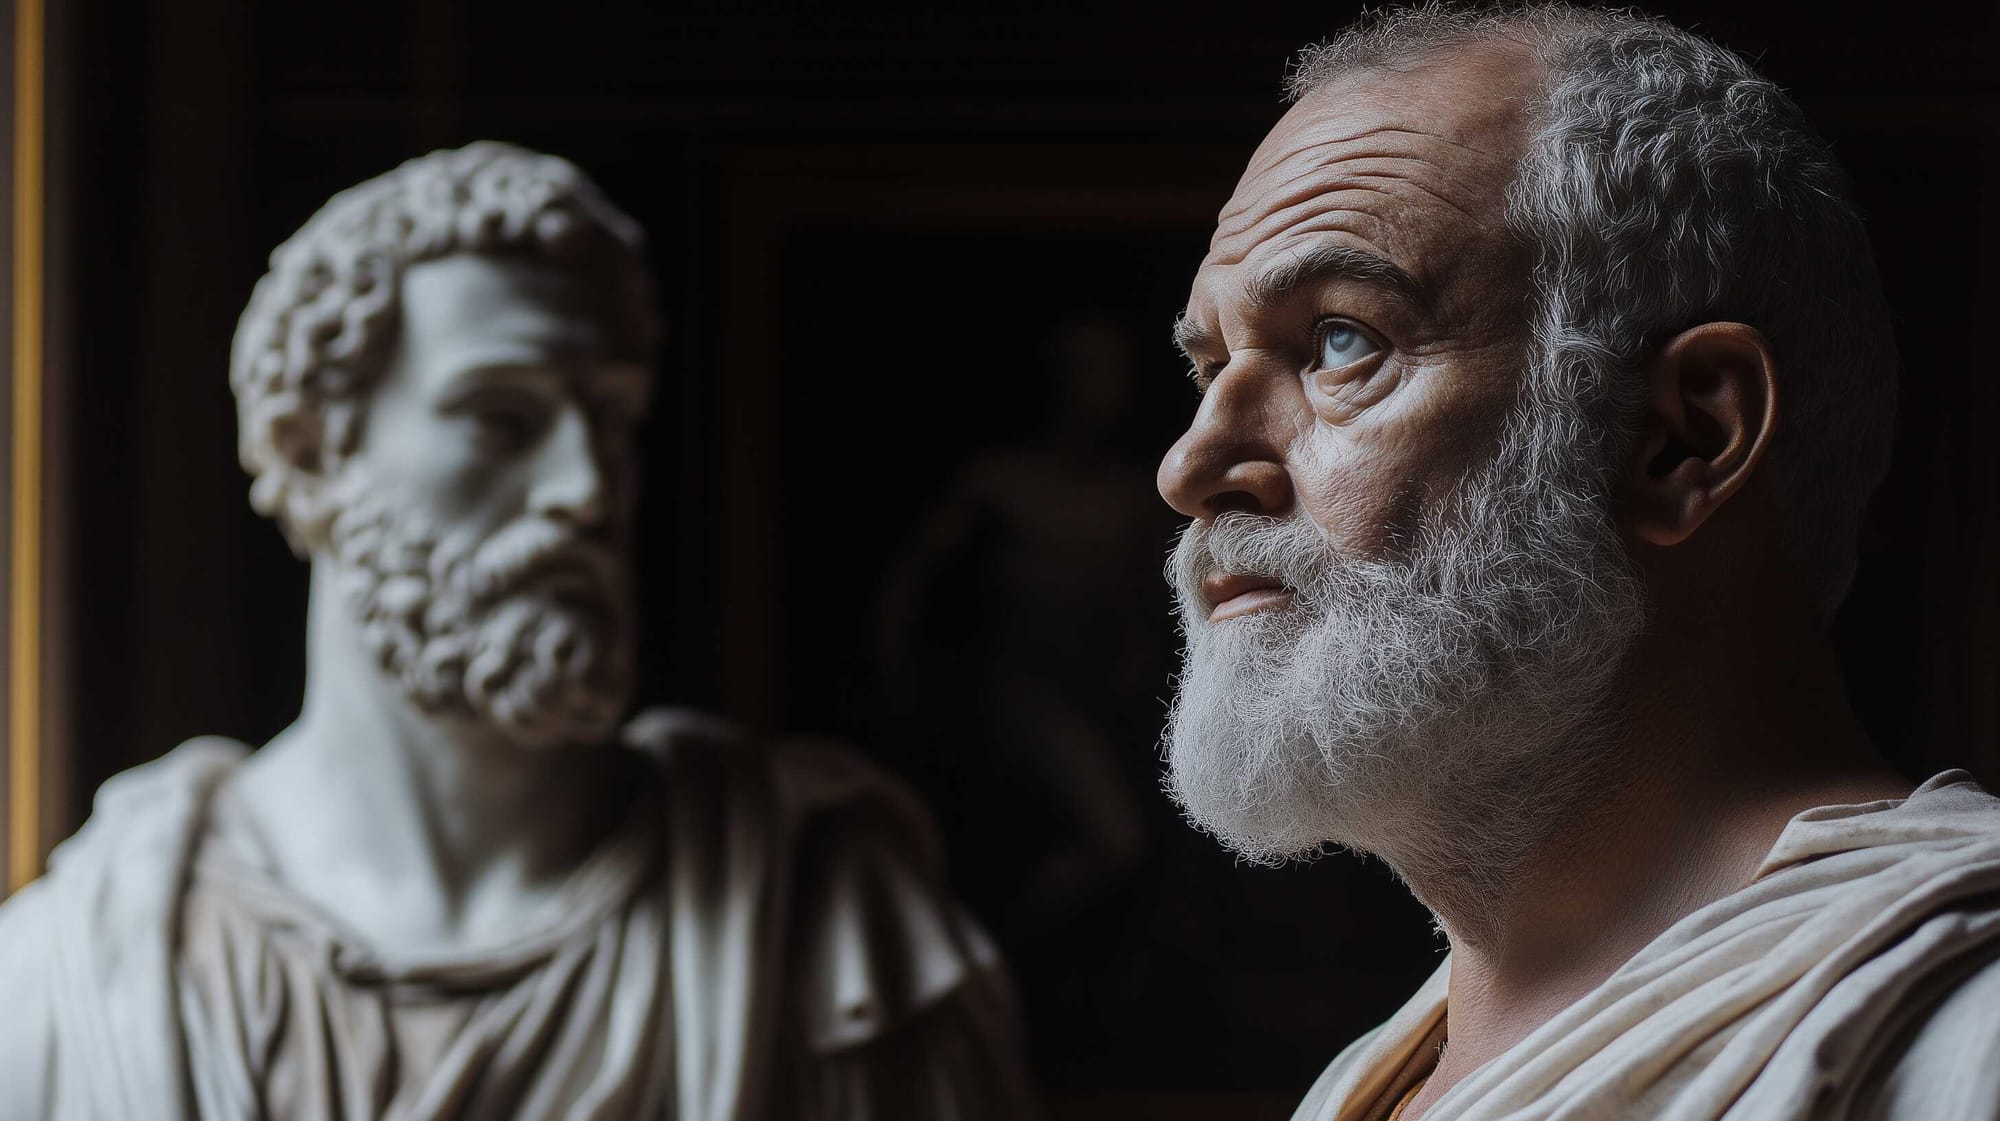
[53,0,2000,1113]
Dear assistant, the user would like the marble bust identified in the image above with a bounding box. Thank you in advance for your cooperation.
[0,142,1033,1120]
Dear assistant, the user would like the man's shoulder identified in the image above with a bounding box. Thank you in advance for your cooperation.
[1861,947,2000,1118]
[1766,770,2000,868]
[1749,770,2000,930]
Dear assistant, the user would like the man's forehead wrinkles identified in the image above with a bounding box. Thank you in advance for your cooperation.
[1208,90,1525,273]
[1206,187,1396,269]
[1221,155,1443,238]
[1214,153,1497,269]
[1356,125,1508,160]
[1241,123,1506,189]
[1214,161,1480,256]
[1228,119,1507,212]
[1344,171,1484,226]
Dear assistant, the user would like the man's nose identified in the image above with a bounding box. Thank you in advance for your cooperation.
[1156,371,1292,519]
[527,406,610,528]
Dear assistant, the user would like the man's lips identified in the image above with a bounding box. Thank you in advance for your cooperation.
[1202,571,1293,622]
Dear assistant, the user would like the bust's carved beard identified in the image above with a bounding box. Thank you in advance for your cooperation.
[1163,405,1647,930]
[324,490,636,749]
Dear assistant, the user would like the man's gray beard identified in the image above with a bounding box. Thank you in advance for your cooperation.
[1164,408,1647,928]
[324,490,636,749]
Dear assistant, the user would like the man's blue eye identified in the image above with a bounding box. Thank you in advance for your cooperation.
[1319,322,1381,368]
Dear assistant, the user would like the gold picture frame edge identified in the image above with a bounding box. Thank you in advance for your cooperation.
[8,0,45,894]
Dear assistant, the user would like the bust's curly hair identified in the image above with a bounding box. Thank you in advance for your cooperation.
[229,141,658,551]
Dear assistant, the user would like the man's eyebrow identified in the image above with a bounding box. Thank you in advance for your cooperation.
[1244,242,1426,312]
[1170,313,1214,361]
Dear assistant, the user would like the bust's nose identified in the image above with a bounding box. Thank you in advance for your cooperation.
[527,406,609,528]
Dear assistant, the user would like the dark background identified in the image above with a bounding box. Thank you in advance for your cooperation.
[52,0,2000,1115]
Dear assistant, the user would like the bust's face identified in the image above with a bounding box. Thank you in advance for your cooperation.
[361,253,650,568]
[323,252,653,747]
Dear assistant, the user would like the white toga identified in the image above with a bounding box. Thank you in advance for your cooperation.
[1291,771,2000,1121]
[0,710,1037,1121]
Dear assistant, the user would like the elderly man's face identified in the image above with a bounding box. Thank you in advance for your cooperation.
[1160,44,1533,561]
[1156,47,1647,870]
[324,253,652,748]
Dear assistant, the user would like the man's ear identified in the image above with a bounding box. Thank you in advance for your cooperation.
[1623,322,1779,547]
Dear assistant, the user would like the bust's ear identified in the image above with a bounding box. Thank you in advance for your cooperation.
[266,411,326,476]
[246,398,365,557]
[1621,322,1779,546]
[261,393,366,480]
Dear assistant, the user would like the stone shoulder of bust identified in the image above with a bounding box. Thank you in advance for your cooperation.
[623,706,1004,1054]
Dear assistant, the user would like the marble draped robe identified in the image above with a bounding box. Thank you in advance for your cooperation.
[1291,771,2000,1121]
[0,711,1036,1120]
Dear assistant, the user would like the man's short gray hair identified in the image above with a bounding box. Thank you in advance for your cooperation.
[230,141,658,550]
[1290,2,1897,621]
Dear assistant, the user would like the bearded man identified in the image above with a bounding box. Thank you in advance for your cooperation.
[0,143,1032,1120]
[1158,5,2000,1119]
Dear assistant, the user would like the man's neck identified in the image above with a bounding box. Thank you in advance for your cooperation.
[227,570,639,957]
[1402,588,1909,1116]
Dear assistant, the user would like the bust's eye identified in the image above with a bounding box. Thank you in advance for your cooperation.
[453,388,551,454]
[1317,320,1382,369]
[474,406,537,451]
